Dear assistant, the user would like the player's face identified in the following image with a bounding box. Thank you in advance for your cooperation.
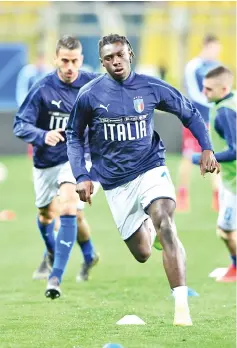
[203,78,226,102]
[55,48,83,83]
[100,42,132,81]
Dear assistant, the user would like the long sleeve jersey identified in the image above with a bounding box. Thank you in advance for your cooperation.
[13,70,98,169]
[66,72,213,190]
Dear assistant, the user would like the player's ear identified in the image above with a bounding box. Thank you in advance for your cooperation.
[222,86,227,93]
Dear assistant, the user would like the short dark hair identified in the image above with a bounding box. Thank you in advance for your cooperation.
[98,33,135,59]
[205,66,233,79]
[203,34,219,46]
[56,35,82,55]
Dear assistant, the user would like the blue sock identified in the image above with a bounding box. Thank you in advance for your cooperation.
[37,217,55,254]
[49,215,77,283]
[79,239,95,264]
[231,255,236,267]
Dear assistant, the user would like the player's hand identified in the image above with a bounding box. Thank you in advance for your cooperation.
[200,150,221,176]
[45,128,65,146]
[76,181,94,206]
[192,152,201,165]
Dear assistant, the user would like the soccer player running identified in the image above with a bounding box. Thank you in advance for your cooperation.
[66,34,220,326]
[176,35,221,212]
[193,66,236,282]
[13,36,100,296]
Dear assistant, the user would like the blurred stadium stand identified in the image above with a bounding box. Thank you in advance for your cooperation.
[0,1,235,154]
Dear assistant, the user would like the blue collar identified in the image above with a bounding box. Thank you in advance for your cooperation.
[215,92,234,105]
[105,71,135,87]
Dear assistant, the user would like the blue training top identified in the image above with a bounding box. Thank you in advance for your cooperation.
[66,72,213,190]
[13,70,99,170]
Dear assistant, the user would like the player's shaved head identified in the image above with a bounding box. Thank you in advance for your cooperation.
[203,66,234,102]
[56,35,82,55]
[205,66,234,87]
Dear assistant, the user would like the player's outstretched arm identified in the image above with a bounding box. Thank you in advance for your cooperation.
[151,78,213,153]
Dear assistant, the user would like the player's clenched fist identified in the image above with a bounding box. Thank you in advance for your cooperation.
[45,128,65,146]
[76,181,94,206]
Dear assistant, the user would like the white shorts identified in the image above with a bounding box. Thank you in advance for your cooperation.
[33,161,100,209]
[218,184,236,231]
[104,166,176,240]
[33,161,76,208]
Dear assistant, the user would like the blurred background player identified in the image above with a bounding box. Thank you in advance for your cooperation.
[16,51,53,158]
[13,36,100,288]
[193,66,236,282]
[16,51,53,107]
[176,34,222,212]
[15,44,98,282]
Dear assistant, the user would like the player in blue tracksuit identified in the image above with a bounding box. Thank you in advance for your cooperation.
[66,34,220,326]
[13,36,100,290]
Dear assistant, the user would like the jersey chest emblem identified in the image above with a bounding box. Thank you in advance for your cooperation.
[133,96,144,113]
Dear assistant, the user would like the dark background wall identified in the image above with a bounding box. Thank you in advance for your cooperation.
[0,111,27,155]
[0,111,182,155]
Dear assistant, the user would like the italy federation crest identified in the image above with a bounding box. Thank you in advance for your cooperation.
[133,96,144,113]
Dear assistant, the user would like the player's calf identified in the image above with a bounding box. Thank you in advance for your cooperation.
[38,207,57,256]
[47,184,78,295]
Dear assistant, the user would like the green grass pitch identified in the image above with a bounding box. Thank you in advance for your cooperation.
[0,155,235,348]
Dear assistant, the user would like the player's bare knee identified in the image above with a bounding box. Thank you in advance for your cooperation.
[38,207,55,224]
[153,209,171,232]
[60,202,77,215]
[136,250,151,263]
[149,208,162,230]
[160,215,177,247]
[217,227,237,241]
[133,245,151,263]
[60,196,78,215]
[148,199,175,231]
[216,227,228,240]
